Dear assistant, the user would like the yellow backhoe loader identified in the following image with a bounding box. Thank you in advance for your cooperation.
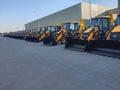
[28,28,44,42]
[43,21,83,46]
[65,15,113,51]
[38,25,60,42]
[24,29,38,41]
[37,27,47,41]
[24,27,47,42]
[29,29,39,42]
[24,30,33,41]
[88,14,120,58]
[33,28,42,42]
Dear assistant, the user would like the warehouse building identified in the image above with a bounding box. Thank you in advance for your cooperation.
[108,0,120,14]
[25,2,113,30]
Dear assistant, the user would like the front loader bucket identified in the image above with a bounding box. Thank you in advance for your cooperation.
[88,40,120,59]
[35,37,41,42]
[43,36,57,46]
[27,36,37,42]
[26,36,32,41]
[65,37,89,52]
[25,37,29,41]
[15,35,24,39]
[30,37,38,42]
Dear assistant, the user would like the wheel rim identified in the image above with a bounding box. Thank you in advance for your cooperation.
[62,38,66,44]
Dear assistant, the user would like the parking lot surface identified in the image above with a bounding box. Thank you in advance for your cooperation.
[0,36,120,90]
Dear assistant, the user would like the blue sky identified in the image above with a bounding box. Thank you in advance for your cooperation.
[0,0,118,33]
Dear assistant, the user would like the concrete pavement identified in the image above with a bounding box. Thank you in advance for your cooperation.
[0,36,120,90]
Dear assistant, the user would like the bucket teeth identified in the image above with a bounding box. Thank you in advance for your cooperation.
[65,37,88,52]
[43,36,57,46]
[65,37,120,59]
[88,40,120,59]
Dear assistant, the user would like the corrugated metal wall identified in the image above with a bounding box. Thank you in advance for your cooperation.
[25,3,81,30]
[108,0,120,14]
[38,3,81,27]
[25,2,112,30]
[81,3,111,26]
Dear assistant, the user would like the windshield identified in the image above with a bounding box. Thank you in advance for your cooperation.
[31,30,36,33]
[91,18,98,27]
[115,15,120,26]
[42,27,46,31]
[48,26,56,32]
[98,18,110,31]
[64,23,79,31]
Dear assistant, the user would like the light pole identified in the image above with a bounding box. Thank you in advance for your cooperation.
[89,0,92,26]
[37,20,40,31]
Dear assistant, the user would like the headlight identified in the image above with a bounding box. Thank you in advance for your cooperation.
[83,34,89,38]
[110,32,120,40]
[53,34,58,38]
[55,34,58,37]
[113,35,117,38]
[82,33,89,40]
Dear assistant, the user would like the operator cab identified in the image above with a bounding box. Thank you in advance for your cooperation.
[48,26,56,32]
[82,18,98,40]
[64,23,79,31]
[97,17,111,39]
[115,14,120,26]
[42,27,47,32]
[91,18,98,27]
[110,14,120,40]
[31,29,36,34]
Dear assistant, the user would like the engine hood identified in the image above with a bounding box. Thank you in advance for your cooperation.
[84,27,94,33]
[112,25,120,32]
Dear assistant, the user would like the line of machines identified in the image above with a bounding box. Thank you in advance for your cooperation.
[4,14,120,59]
